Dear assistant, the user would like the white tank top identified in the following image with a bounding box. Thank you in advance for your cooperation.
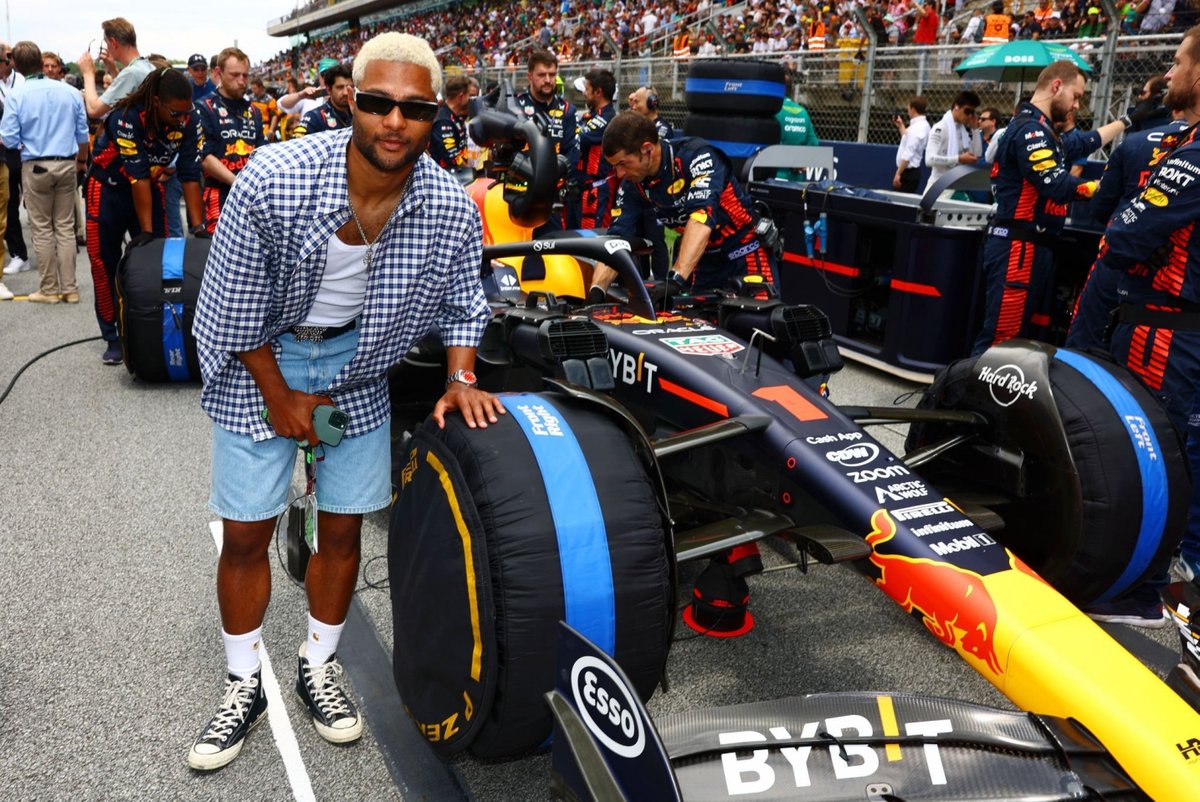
[302,235,369,326]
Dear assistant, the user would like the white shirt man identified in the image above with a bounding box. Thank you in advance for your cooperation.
[893,101,930,192]
[642,10,659,36]
[923,92,983,195]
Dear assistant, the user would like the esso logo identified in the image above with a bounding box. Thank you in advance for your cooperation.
[570,656,645,758]
[825,443,879,468]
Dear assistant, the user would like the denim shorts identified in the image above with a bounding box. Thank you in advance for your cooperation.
[209,328,391,522]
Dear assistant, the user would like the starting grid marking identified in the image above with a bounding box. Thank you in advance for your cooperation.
[209,520,316,802]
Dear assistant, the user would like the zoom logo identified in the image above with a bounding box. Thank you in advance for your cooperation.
[571,656,645,758]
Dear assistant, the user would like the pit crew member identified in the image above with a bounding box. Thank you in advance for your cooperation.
[428,74,478,171]
[1091,27,1200,599]
[187,33,504,770]
[628,85,673,142]
[587,111,777,300]
[515,48,578,234]
[292,64,353,138]
[627,84,673,278]
[194,47,265,233]
[570,69,617,229]
[1065,110,1190,350]
[971,60,1129,355]
[85,68,205,365]
[247,77,281,142]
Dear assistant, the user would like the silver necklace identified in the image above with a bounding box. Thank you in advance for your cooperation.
[345,170,413,270]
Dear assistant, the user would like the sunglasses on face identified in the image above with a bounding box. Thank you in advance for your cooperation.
[159,102,190,120]
[354,89,439,122]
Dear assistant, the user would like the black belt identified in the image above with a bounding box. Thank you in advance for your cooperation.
[31,155,76,161]
[1111,303,1200,332]
[289,319,357,342]
[987,222,1056,247]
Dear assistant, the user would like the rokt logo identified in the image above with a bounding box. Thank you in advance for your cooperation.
[570,655,645,758]
[977,364,1038,407]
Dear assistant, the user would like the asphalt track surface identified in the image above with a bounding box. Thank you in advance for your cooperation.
[0,235,1182,801]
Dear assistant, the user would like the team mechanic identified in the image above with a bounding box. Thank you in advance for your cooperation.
[515,48,578,235]
[971,60,1130,356]
[570,68,617,229]
[187,33,504,771]
[86,68,206,366]
[293,63,354,138]
[1091,26,1200,595]
[627,84,673,279]
[587,111,778,301]
[1065,109,1190,350]
[193,47,265,234]
[427,74,478,172]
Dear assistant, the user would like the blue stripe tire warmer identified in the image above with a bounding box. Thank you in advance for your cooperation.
[683,59,787,116]
[904,340,1188,606]
[115,237,208,382]
[388,391,672,758]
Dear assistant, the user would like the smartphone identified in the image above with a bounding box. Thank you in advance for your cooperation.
[311,404,348,447]
[260,405,349,447]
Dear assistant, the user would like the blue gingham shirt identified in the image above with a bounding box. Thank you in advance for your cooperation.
[193,128,488,441]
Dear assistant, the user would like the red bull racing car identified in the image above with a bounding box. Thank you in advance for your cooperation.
[386,86,1200,800]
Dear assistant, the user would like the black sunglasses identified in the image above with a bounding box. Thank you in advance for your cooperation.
[158,100,190,120]
[354,89,439,122]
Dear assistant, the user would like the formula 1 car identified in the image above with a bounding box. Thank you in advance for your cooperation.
[386,86,1200,799]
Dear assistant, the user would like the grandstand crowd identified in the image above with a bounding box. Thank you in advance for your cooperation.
[255,0,1200,85]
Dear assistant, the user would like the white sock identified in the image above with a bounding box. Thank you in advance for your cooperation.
[223,627,263,679]
[305,614,344,666]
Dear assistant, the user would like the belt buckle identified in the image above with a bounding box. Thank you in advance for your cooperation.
[291,325,326,343]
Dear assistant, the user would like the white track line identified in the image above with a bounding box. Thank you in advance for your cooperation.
[210,520,316,802]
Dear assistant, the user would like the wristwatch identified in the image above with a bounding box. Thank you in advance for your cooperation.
[1118,114,1133,129]
[446,369,478,389]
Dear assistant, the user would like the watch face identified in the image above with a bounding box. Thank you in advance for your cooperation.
[460,370,478,385]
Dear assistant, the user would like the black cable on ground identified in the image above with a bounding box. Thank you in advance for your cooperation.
[0,336,103,408]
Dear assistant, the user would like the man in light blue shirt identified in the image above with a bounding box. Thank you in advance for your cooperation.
[0,41,89,303]
[77,17,152,119]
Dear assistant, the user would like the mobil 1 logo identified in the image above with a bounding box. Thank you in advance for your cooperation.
[571,655,646,759]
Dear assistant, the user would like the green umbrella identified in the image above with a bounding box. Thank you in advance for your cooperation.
[954,40,1093,82]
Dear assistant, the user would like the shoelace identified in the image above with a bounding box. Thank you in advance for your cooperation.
[303,659,353,718]
[201,676,259,740]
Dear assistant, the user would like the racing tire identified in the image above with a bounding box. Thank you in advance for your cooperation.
[682,113,781,172]
[116,238,207,382]
[905,341,1189,606]
[389,390,673,758]
[684,59,786,116]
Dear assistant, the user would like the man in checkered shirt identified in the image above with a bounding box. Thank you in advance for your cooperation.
[186,32,505,771]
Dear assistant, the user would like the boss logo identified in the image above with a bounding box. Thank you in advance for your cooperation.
[825,443,879,468]
[570,655,645,758]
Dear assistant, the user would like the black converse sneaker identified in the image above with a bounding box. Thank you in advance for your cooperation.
[187,672,268,770]
[296,643,363,743]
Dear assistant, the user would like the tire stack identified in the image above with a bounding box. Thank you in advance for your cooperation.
[682,59,786,178]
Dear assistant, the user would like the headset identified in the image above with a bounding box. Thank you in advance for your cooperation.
[644,86,659,111]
